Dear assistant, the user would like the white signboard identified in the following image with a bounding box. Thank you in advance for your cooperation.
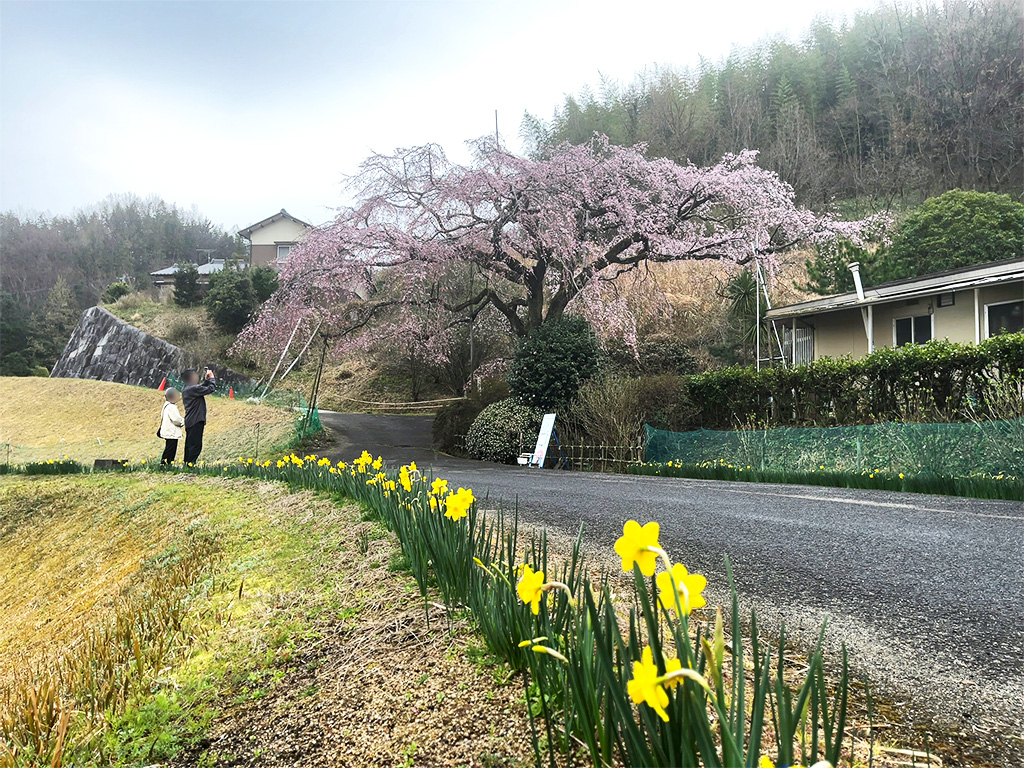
[530,413,557,468]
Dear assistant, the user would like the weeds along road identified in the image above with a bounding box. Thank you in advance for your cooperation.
[319,412,1024,761]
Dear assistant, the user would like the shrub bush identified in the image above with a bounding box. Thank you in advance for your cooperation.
[567,374,694,447]
[110,291,154,312]
[101,281,132,304]
[464,398,542,463]
[205,267,257,334]
[685,332,1024,429]
[507,317,601,409]
[166,316,201,345]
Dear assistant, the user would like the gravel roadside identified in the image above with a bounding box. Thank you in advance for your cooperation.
[320,412,1024,766]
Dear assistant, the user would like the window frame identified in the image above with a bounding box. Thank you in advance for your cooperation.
[892,312,934,347]
[276,243,294,263]
[984,299,1024,339]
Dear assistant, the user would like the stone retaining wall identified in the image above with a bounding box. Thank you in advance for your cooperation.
[51,306,251,389]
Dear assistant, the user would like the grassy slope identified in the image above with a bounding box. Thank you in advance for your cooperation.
[0,477,199,679]
[0,377,294,464]
[0,473,340,763]
[0,473,535,767]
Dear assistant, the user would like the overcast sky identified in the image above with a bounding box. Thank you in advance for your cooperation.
[2,0,879,231]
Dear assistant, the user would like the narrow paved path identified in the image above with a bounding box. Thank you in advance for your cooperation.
[320,412,1024,764]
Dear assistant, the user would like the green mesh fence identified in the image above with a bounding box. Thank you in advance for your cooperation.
[645,418,1024,477]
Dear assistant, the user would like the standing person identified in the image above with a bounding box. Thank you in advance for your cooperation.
[158,387,185,464]
[181,367,217,465]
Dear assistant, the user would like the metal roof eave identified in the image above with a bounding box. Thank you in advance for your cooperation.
[766,269,1024,321]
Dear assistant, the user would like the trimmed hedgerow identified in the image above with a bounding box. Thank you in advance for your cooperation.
[685,332,1023,429]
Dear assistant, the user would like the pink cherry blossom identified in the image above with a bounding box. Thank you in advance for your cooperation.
[234,135,884,367]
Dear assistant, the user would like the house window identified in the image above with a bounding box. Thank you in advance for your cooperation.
[277,244,293,262]
[894,314,932,346]
[985,300,1024,337]
[783,325,814,365]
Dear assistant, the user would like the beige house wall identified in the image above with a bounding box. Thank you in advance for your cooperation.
[248,219,307,247]
[812,310,869,359]
[806,279,1023,361]
[250,244,279,268]
[245,219,308,267]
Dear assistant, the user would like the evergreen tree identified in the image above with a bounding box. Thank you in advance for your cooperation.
[173,262,202,307]
[872,190,1024,282]
[29,276,80,367]
[205,267,257,334]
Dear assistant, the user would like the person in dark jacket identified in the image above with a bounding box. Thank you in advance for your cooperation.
[181,368,217,464]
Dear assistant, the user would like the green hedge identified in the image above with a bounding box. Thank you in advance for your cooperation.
[685,333,1024,429]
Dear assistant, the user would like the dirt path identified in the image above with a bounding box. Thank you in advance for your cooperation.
[172,503,537,768]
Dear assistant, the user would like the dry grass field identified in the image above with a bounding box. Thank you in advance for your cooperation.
[0,473,539,767]
[0,377,295,465]
[0,476,207,685]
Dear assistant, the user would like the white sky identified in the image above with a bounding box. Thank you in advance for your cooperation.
[1,0,879,231]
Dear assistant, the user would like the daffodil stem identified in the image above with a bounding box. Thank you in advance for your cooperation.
[541,581,576,607]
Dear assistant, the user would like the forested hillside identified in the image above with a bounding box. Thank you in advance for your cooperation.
[1,195,236,375]
[522,0,1022,211]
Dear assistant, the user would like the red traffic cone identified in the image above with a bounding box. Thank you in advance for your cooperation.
[158,377,167,391]
[228,386,234,399]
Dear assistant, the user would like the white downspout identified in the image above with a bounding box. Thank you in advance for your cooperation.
[849,261,866,301]
[849,262,872,353]
[973,287,981,344]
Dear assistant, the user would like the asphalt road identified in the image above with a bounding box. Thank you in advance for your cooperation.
[320,412,1024,764]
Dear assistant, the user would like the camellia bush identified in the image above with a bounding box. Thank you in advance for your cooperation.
[465,398,542,463]
[507,316,602,409]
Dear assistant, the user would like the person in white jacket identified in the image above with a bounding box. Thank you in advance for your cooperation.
[159,388,185,465]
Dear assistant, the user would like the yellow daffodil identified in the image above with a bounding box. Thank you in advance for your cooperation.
[372,456,383,470]
[429,496,438,511]
[430,477,448,496]
[517,564,546,615]
[614,520,662,577]
[759,758,832,768]
[627,646,671,722]
[656,563,707,615]
[661,655,683,689]
[444,487,475,521]
[399,466,413,493]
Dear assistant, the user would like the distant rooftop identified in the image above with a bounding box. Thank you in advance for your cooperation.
[150,259,236,277]
[766,258,1024,321]
[236,208,312,239]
